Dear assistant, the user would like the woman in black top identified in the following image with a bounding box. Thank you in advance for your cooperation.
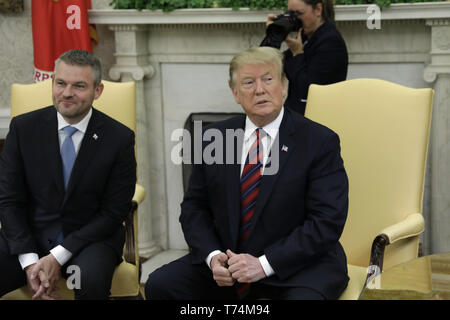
[267,0,348,115]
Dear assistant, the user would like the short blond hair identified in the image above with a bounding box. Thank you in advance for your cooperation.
[228,47,286,89]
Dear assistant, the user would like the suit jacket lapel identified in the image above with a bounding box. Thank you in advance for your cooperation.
[62,108,103,205]
[247,110,297,240]
[41,107,65,194]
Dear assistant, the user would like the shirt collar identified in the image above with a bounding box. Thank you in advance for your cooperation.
[244,107,284,142]
[57,108,92,134]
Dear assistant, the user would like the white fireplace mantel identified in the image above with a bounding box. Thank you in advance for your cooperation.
[86,2,450,259]
[89,3,450,25]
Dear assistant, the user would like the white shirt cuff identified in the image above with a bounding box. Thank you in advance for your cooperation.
[18,253,39,270]
[50,245,73,266]
[259,255,275,277]
[205,250,223,269]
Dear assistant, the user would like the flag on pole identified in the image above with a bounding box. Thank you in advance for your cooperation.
[31,0,98,82]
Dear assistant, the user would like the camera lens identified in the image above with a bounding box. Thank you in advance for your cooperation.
[260,11,303,49]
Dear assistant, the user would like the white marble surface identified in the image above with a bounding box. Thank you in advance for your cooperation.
[0,107,10,138]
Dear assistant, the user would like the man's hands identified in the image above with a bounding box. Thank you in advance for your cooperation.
[227,250,266,283]
[25,254,61,300]
[210,250,267,287]
[211,252,235,286]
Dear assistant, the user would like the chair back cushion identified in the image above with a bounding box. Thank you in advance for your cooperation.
[305,78,433,269]
[11,79,136,133]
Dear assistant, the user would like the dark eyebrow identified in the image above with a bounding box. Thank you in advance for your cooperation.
[71,82,89,88]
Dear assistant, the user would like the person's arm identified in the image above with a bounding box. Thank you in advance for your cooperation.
[0,118,38,254]
[18,253,39,269]
[264,132,349,280]
[180,159,224,264]
[60,129,137,256]
[49,245,72,265]
[0,118,57,299]
[284,34,348,101]
[258,255,275,277]
[179,127,225,265]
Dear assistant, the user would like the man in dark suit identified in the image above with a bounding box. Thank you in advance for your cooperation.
[145,46,349,300]
[0,49,136,300]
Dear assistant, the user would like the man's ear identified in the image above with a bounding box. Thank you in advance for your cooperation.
[94,82,104,100]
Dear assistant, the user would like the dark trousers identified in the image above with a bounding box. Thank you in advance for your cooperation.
[0,234,119,300]
[145,253,325,300]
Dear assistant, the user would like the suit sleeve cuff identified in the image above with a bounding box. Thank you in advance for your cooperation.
[259,255,275,277]
[18,253,39,270]
[205,250,222,270]
[50,245,73,266]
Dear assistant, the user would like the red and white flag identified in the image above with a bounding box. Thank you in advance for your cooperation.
[31,0,98,82]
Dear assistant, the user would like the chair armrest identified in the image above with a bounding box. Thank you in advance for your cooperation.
[124,183,146,265]
[379,213,424,245]
[133,183,146,205]
[365,213,424,285]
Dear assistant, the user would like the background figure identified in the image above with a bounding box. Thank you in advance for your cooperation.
[266,0,348,115]
[0,49,136,300]
[145,47,349,300]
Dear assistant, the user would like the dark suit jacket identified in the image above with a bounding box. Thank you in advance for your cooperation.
[284,22,348,115]
[0,106,136,260]
[180,109,349,299]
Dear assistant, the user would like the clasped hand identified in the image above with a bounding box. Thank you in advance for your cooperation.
[25,254,61,300]
[211,250,266,287]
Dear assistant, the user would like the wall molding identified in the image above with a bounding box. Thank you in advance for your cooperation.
[0,108,10,139]
[89,3,450,25]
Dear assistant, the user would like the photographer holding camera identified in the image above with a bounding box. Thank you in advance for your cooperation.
[263,0,348,115]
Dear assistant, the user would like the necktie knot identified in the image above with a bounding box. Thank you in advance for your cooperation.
[63,125,78,137]
[256,127,267,138]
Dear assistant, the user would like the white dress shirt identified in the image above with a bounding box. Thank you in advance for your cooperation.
[206,108,284,278]
[18,108,92,269]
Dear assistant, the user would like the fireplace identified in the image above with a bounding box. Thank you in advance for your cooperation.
[182,112,244,193]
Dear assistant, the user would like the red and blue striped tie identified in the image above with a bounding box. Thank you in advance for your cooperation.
[236,128,264,298]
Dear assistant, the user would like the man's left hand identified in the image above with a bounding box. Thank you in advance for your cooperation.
[29,254,61,299]
[226,250,266,283]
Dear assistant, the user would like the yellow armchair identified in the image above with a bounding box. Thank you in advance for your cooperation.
[2,79,145,299]
[304,78,433,300]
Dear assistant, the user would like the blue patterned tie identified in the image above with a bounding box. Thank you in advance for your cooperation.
[61,126,78,189]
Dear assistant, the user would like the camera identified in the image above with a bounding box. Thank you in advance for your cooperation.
[260,11,303,49]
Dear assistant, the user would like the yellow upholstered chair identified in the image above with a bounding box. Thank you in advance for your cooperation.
[304,78,433,300]
[1,79,145,299]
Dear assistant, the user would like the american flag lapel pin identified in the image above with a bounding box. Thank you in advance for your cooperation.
[281,145,288,152]
[93,133,98,140]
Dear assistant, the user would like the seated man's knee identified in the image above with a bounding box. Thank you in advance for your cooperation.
[72,266,113,300]
[145,267,173,300]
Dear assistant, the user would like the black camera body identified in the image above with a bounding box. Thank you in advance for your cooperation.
[260,11,303,49]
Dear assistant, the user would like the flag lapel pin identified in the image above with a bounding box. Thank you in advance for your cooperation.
[281,145,288,152]
[93,133,98,140]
